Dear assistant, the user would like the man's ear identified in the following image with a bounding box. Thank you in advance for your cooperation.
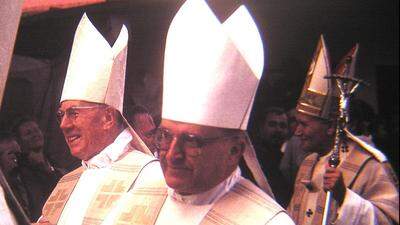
[227,134,246,164]
[102,107,116,130]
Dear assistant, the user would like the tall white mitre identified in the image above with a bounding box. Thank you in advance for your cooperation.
[163,0,274,197]
[60,13,127,113]
[163,0,264,130]
[60,13,152,155]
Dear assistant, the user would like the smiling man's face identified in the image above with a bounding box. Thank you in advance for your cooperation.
[58,100,107,160]
[157,119,242,195]
[295,112,334,155]
[17,121,44,153]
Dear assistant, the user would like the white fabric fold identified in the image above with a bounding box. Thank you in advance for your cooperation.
[58,129,133,225]
[82,128,132,169]
[336,189,376,225]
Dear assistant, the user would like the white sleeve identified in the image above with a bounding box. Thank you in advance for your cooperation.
[0,186,18,225]
[267,211,295,225]
[335,188,376,225]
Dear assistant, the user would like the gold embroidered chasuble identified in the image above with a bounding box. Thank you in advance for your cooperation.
[103,176,286,225]
[199,178,286,225]
[41,150,157,225]
[288,141,399,225]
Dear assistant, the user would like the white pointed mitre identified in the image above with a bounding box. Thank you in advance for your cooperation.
[163,0,264,130]
[222,6,264,129]
[60,13,128,112]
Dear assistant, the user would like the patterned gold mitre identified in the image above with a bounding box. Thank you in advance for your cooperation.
[297,35,338,120]
[334,43,359,78]
[60,13,128,113]
[162,0,264,130]
[336,45,390,163]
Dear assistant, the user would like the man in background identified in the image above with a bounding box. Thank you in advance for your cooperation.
[11,117,65,221]
[280,107,310,190]
[127,105,157,154]
[255,107,291,207]
[0,131,31,219]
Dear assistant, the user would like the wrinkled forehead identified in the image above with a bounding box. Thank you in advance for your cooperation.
[295,111,314,122]
[59,100,105,110]
[160,119,228,136]
[295,111,329,125]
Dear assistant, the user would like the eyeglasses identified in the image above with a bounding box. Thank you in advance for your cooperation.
[154,127,237,157]
[56,105,105,124]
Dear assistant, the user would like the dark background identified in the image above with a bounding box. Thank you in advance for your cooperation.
[1,0,398,171]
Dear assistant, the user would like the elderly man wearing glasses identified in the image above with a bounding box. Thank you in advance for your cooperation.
[100,1,294,224]
[152,1,294,223]
[37,13,159,225]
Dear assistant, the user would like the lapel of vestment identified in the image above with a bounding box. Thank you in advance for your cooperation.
[42,166,85,224]
[82,151,157,225]
[199,178,284,225]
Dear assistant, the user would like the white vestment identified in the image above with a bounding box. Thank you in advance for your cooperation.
[155,168,294,225]
[103,166,294,225]
[0,185,17,225]
[57,128,134,225]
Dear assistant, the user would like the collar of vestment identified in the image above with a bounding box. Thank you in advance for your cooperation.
[169,167,241,205]
[82,128,132,169]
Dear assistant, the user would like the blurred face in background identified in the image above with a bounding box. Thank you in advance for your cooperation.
[261,112,289,148]
[0,139,21,174]
[17,121,44,153]
[132,113,157,153]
